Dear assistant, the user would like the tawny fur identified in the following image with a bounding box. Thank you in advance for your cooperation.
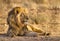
[7,7,28,37]
[7,7,50,37]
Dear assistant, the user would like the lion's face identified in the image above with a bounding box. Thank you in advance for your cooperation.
[14,7,29,24]
[20,13,28,24]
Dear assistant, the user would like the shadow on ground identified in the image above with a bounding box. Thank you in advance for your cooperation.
[0,35,60,41]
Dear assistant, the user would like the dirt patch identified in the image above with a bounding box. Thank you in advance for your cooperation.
[0,35,60,41]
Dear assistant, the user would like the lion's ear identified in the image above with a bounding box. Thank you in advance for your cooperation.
[14,7,20,14]
[14,9,19,15]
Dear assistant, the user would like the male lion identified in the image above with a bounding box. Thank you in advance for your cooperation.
[7,7,50,37]
[7,7,28,37]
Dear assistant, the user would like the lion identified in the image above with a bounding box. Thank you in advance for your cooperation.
[7,7,29,37]
[7,7,50,37]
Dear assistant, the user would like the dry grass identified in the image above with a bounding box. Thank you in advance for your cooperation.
[0,0,60,37]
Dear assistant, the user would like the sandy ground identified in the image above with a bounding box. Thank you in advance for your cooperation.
[0,35,60,41]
